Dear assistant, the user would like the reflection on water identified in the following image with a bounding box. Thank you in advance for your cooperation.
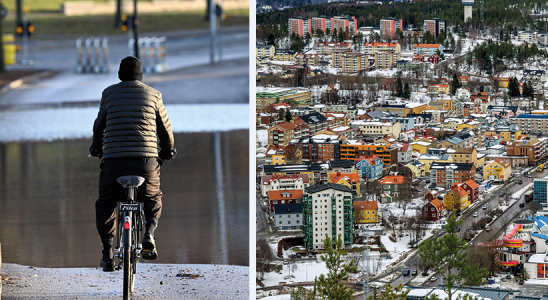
[0,131,249,268]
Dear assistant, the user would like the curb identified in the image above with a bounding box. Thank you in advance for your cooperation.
[0,71,56,99]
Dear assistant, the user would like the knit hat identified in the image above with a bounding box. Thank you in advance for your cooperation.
[118,56,143,81]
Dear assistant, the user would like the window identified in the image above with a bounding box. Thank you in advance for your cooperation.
[288,221,291,224]
[273,200,278,204]
[297,220,299,224]
[432,213,436,217]
[279,221,282,224]
[296,214,299,217]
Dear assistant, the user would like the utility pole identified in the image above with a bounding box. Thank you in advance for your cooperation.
[132,0,139,59]
[209,0,216,64]
[115,0,122,27]
[16,0,22,30]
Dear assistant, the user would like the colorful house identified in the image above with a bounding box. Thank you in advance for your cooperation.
[329,171,361,196]
[355,155,383,181]
[265,145,287,165]
[484,159,512,181]
[377,174,409,203]
[406,160,425,177]
[444,185,470,211]
[424,190,440,202]
[354,200,379,224]
[423,199,445,221]
[267,189,304,212]
[454,178,480,204]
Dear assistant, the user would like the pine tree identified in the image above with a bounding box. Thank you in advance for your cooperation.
[403,83,411,99]
[523,82,531,97]
[316,234,357,300]
[396,76,403,97]
[278,108,285,120]
[418,213,488,300]
[451,73,462,95]
[285,109,293,122]
[508,77,520,97]
[367,284,409,300]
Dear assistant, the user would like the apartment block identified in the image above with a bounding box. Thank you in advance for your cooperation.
[380,18,403,40]
[302,183,354,250]
[374,51,400,69]
[509,114,548,135]
[423,18,446,38]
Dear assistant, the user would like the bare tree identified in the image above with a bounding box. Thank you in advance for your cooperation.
[257,238,273,280]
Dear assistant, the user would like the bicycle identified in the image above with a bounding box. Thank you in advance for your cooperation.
[115,175,146,300]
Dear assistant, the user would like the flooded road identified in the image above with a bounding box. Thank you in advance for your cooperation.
[0,130,249,268]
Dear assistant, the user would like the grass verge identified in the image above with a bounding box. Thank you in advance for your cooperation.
[2,9,249,36]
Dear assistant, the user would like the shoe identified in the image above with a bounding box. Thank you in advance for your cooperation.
[100,258,115,272]
[142,233,158,260]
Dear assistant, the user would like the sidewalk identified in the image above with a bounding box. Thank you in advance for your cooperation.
[1,263,248,299]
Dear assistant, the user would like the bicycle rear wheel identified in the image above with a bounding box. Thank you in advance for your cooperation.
[123,242,132,299]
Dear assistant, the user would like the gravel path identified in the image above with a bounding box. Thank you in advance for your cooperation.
[1,263,248,299]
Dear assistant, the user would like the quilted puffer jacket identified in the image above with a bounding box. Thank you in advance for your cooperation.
[92,80,174,160]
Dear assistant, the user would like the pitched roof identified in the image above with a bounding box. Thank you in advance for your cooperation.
[464,178,479,189]
[428,84,449,88]
[268,189,304,200]
[262,173,310,185]
[378,175,408,185]
[414,43,442,48]
[430,199,444,210]
[451,148,476,154]
[266,145,286,155]
[354,200,378,210]
[430,162,475,171]
[330,172,360,184]
[455,186,468,197]
[364,42,399,47]
[305,183,352,194]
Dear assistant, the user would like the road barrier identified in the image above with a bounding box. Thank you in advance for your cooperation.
[128,36,168,73]
[75,37,109,74]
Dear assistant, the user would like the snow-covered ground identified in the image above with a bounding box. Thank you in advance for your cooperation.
[0,104,249,142]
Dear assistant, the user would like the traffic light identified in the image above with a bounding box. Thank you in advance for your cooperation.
[16,21,33,37]
[120,14,128,32]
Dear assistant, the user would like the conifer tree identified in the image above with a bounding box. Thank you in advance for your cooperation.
[317,234,357,300]
[508,77,520,97]
[285,109,293,122]
[419,213,488,300]
[396,76,403,97]
[403,83,411,99]
[451,73,462,95]
[366,284,409,300]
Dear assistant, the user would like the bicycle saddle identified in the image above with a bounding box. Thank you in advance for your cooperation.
[116,175,145,188]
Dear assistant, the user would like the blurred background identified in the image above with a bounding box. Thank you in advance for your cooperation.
[0,0,249,268]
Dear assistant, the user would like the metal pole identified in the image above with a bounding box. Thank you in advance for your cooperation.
[132,0,139,59]
[209,0,216,64]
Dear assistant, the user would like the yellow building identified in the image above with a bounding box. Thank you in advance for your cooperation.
[419,154,453,174]
[448,148,479,166]
[427,84,450,95]
[256,87,311,113]
[484,128,522,142]
[350,120,401,138]
[410,141,432,154]
[364,42,401,55]
[274,50,296,61]
[406,161,425,177]
[256,44,275,58]
[484,159,512,181]
[444,186,470,211]
[329,171,361,196]
[353,200,379,224]
[374,50,400,69]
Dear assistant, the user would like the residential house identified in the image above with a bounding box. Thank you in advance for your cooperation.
[297,112,329,136]
[424,190,440,202]
[481,124,521,142]
[485,135,502,147]
[261,173,310,198]
[340,142,398,165]
[377,174,409,203]
[256,44,275,58]
[423,199,445,222]
[406,160,426,177]
[329,171,361,196]
[363,42,401,55]
[256,87,311,113]
[354,200,379,224]
[265,145,288,165]
[427,54,441,64]
[448,148,480,167]
[274,49,297,61]
[430,162,476,188]
[302,183,354,250]
[291,135,340,163]
[459,76,469,86]
[350,120,402,139]
[268,120,308,146]
[295,54,320,66]
[427,84,449,95]
[418,153,453,174]
[268,189,304,212]
[398,143,413,164]
[444,185,470,211]
[484,159,512,182]
[454,178,480,204]
[355,155,383,181]
[274,203,303,230]
[522,70,547,92]
[413,43,444,56]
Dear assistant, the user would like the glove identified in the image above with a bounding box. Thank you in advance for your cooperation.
[159,147,177,160]
[89,144,103,158]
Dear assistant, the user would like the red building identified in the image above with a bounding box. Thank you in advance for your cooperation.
[424,190,439,202]
[422,199,445,221]
[428,54,441,64]
[453,179,479,204]
[267,189,304,212]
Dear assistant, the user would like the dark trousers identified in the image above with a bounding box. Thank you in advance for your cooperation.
[96,157,163,242]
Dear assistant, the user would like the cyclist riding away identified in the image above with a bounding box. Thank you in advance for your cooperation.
[90,56,176,272]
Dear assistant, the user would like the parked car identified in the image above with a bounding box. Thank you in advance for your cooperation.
[421,271,429,276]
[403,269,410,276]
[520,202,525,208]
[529,174,533,178]
[499,192,505,197]
[501,278,507,282]
[469,242,474,247]
[483,204,487,210]
[283,259,288,265]
[486,226,491,232]
[296,253,301,258]
[308,253,313,258]
[518,179,523,184]
[506,274,512,279]
[519,280,524,285]
[412,270,418,276]
[356,281,366,286]
[473,212,478,217]
[430,276,438,282]
[428,185,437,190]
